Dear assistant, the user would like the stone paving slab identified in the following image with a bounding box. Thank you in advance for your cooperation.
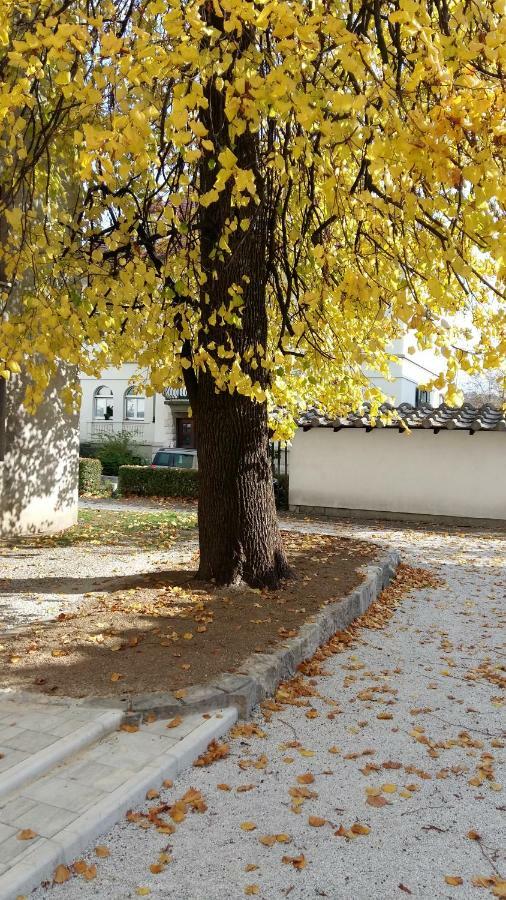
[0,707,237,900]
[0,699,124,801]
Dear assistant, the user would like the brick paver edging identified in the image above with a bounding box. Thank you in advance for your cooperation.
[96,550,400,725]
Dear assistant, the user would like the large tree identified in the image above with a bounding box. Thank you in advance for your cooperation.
[1,0,505,585]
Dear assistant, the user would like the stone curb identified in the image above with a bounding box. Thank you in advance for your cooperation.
[116,550,400,722]
[0,708,237,900]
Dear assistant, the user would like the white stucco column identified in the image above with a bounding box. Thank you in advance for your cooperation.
[0,366,79,536]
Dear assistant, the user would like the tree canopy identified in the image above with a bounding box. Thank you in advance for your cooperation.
[1,0,505,426]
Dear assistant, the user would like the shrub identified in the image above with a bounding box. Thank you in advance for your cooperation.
[274,473,289,510]
[95,432,143,476]
[79,442,97,460]
[78,457,102,494]
[118,464,287,507]
[118,465,199,498]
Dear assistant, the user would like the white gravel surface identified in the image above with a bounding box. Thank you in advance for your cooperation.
[28,520,505,900]
[0,535,197,631]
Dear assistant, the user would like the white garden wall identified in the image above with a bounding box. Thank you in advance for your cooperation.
[290,427,506,521]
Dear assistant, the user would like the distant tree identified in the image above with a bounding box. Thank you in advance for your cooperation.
[462,372,506,409]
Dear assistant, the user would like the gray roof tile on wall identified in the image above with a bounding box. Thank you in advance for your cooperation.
[298,402,506,433]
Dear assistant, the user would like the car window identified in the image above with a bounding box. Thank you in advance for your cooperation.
[170,453,193,468]
[153,452,170,466]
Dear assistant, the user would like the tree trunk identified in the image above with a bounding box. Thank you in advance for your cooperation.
[184,11,291,588]
[194,379,290,587]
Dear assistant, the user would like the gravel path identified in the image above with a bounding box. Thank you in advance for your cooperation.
[29,520,505,900]
[0,537,197,631]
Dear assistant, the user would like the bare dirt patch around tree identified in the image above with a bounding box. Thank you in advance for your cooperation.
[0,532,377,699]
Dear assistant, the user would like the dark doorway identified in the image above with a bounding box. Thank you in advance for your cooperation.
[176,416,196,449]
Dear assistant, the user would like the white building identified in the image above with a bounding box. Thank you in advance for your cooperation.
[364,337,441,406]
[79,341,441,458]
[79,364,195,460]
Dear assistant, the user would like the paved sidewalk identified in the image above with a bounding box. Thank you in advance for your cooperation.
[27,521,505,900]
[0,708,236,899]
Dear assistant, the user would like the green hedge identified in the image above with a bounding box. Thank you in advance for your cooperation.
[119,464,288,508]
[78,457,102,494]
[118,465,199,498]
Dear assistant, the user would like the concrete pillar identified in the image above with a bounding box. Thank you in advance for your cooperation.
[0,367,79,536]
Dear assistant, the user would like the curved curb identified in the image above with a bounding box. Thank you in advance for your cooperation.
[95,549,400,723]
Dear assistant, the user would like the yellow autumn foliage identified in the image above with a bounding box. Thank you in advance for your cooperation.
[0,0,504,427]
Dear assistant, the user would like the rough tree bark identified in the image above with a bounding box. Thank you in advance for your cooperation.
[184,12,291,588]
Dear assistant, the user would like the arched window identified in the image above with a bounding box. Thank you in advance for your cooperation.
[93,386,114,420]
[124,386,145,421]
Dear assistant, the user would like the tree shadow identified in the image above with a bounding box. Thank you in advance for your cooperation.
[0,569,197,597]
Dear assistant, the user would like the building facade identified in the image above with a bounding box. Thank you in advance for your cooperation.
[79,364,195,461]
[79,343,440,459]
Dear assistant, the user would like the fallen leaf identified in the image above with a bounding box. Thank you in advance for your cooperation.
[146,789,159,800]
[376,712,393,720]
[240,822,257,832]
[167,716,183,729]
[444,876,463,886]
[54,865,71,884]
[83,865,97,881]
[467,830,481,841]
[163,779,173,789]
[136,889,151,896]
[282,854,307,870]
[110,672,123,682]
[245,864,259,872]
[245,886,259,895]
[120,724,139,734]
[367,795,389,808]
[308,816,326,827]
[17,829,37,841]
[350,823,371,835]
[194,739,229,767]
[95,846,110,858]
[217,783,231,791]
[297,773,315,785]
[399,884,412,895]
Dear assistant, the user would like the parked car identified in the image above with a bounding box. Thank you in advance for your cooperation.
[151,448,198,470]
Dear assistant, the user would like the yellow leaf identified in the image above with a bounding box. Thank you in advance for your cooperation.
[240,822,257,831]
[245,887,259,896]
[350,823,371,835]
[444,876,463,886]
[17,829,37,841]
[95,846,110,858]
[167,716,183,729]
[54,865,71,884]
[308,816,326,827]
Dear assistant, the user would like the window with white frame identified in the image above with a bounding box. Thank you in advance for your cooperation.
[124,386,145,421]
[93,386,114,420]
